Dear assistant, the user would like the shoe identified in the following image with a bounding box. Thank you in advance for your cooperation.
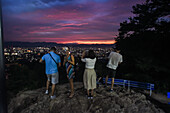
[69,93,74,98]
[87,96,91,99]
[109,89,113,92]
[45,90,48,95]
[90,96,93,99]
[50,95,56,99]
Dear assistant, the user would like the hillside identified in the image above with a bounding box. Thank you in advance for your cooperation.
[8,82,164,113]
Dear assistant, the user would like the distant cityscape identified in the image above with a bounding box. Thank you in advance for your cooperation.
[4,42,115,80]
[4,46,113,64]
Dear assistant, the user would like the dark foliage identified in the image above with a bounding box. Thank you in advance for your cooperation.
[116,0,170,93]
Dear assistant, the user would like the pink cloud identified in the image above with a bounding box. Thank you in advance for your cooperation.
[2,0,145,44]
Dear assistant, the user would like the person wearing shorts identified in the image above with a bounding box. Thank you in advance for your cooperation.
[39,47,61,99]
[47,72,59,85]
[105,48,123,91]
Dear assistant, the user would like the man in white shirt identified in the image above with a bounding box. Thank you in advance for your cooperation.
[105,48,123,91]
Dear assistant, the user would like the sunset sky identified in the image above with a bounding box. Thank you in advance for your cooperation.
[2,0,144,44]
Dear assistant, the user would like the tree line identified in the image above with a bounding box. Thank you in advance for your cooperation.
[115,0,170,93]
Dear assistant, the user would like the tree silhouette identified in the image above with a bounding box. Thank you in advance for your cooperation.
[116,0,170,93]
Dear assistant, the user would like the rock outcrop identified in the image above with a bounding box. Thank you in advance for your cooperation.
[8,82,164,113]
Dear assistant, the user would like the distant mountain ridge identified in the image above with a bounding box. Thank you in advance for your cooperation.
[4,41,115,48]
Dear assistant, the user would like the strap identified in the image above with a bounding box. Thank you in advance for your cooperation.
[49,53,58,65]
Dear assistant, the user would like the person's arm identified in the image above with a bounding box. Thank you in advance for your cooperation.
[58,56,61,67]
[63,56,66,66]
[39,58,43,63]
[58,62,61,67]
[39,56,45,63]
[81,51,86,62]
[68,55,75,65]
[119,55,123,64]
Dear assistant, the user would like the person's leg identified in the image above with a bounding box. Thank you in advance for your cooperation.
[50,72,58,98]
[87,89,91,99]
[105,67,110,86]
[69,78,74,97]
[111,78,115,90]
[46,80,50,90]
[91,89,93,96]
[105,75,108,86]
[51,84,56,96]
[98,77,102,82]
[90,89,94,99]
[45,75,51,94]
[110,69,116,90]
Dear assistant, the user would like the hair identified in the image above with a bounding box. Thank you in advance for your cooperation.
[67,47,71,51]
[112,47,120,52]
[87,50,96,59]
[50,47,56,51]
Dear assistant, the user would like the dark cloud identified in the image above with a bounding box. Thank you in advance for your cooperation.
[58,0,73,2]
[40,0,57,3]
[40,0,73,4]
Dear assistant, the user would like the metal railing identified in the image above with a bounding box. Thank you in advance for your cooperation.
[103,78,154,96]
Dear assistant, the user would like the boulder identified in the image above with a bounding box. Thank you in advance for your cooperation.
[8,82,165,113]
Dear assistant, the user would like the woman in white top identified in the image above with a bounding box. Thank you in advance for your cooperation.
[81,50,96,99]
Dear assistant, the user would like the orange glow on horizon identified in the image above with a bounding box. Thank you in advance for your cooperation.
[56,40,116,44]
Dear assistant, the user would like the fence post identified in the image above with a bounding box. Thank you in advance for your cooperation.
[150,84,152,96]
[123,80,125,88]
[128,81,130,91]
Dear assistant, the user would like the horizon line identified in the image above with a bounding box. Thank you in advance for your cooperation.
[4,41,116,45]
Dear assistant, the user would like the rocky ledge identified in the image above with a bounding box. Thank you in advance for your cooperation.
[8,82,164,113]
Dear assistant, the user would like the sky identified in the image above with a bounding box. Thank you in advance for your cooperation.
[2,0,145,44]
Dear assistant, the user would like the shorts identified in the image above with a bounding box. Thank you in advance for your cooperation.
[47,72,59,84]
[106,67,116,78]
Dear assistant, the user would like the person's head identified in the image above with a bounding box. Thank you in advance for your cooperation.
[88,50,96,59]
[66,47,71,55]
[114,48,121,53]
[50,47,56,52]
[111,47,119,52]
[112,46,118,50]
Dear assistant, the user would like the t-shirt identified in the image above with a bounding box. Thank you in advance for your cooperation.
[42,51,61,74]
[81,58,96,69]
[106,52,123,70]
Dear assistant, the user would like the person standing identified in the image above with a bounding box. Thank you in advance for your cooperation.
[39,47,61,99]
[63,48,75,98]
[105,48,123,92]
[81,50,97,99]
